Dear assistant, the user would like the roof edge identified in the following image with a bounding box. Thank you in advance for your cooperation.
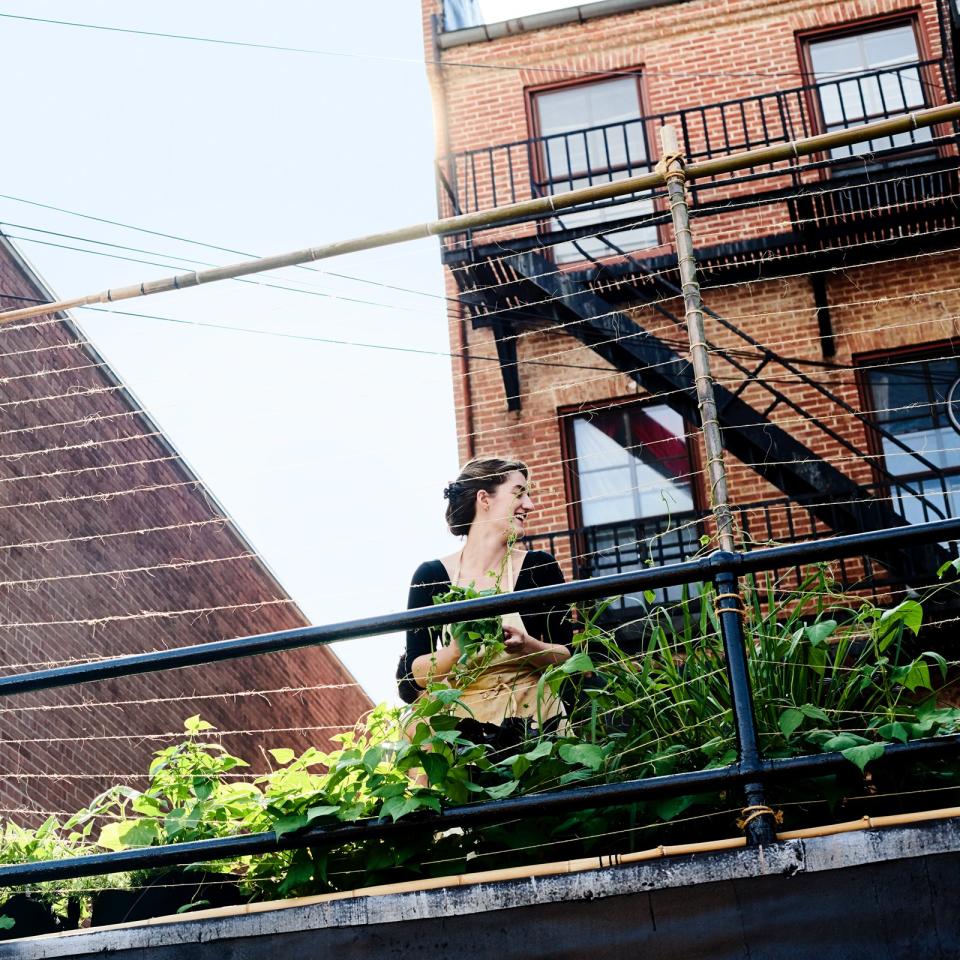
[0,232,370,699]
[438,0,689,49]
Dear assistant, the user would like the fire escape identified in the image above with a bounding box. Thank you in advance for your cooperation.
[437,26,960,609]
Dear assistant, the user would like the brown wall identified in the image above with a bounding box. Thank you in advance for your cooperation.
[0,239,372,818]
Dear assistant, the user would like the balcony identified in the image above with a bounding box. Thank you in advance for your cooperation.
[438,58,960,273]
[523,473,960,625]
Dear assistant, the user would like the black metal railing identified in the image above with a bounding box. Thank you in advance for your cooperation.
[523,475,960,611]
[0,517,959,888]
[438,57,954,232]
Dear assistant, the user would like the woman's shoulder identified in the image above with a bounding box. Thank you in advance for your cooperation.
[518,549,564,583]
[410,558,450,586]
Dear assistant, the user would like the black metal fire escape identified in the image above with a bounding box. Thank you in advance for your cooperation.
[439,42,960,583]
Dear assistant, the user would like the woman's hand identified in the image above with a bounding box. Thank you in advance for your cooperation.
[502,624,540,657]
[503,625,570,669]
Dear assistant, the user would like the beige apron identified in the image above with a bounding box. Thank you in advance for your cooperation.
[442,550,565,727]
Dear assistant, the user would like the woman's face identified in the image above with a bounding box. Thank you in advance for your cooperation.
[479,470,535,541]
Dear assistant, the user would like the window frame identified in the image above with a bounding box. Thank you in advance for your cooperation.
[524,70,662,260]
[560,395,704,534]
[855,339,960,516]
[795,11,939,171]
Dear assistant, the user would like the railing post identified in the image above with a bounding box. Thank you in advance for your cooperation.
[659,124,777,845]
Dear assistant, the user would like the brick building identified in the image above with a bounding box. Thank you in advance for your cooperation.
[0,235,371,816]
[422,0,960,617]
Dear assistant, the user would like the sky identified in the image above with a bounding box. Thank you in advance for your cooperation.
[0,1,469,705]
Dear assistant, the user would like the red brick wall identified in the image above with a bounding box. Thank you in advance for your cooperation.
[0,238,371,819]
[425,0,959,581]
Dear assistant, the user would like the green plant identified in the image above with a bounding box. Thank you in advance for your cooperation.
[1,564,958,917]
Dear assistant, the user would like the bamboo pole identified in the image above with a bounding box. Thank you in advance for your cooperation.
[659,123,736,552]
[1,103,959,326]
[69,806,959,935]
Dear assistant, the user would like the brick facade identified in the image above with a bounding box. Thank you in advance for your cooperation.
[0,236,371,818]
[423,0,960,581]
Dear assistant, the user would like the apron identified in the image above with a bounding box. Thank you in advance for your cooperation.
[442,550,565,727]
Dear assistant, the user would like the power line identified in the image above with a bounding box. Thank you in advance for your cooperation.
[0,11,842,81]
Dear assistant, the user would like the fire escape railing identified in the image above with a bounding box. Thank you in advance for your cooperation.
[437,57,955,231]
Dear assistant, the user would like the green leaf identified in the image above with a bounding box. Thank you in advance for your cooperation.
[560,652,595,675]
[523,740,554,762]
[822,733,870,752]
[892,660,932,692]
[779,708,804,738]
[559,743,605,771]
[269,748,296,766]
[98,819,161,852]
[841,742,886,772]
[176,900,210,914]
[876,722,908,744]
[184,715,214,733]
[272,814,308,839]
[380,795,412,821]
[0,916,14,931]
[362,747,383,773]
[484,780,520,800]
[420,753,449,786]
[881,599,923,636]
[305,804,342,821]
[804,620,837,647]
[653,794,695,822]
[800,704,830,722]
[278,849,314,895]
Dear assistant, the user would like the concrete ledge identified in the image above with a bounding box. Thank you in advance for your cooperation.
[3,819,958,959]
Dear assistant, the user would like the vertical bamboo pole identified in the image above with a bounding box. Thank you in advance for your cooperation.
[659,124,737,552]
[659,124,777,845]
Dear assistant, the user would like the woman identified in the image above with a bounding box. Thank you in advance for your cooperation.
[396,458,574,743]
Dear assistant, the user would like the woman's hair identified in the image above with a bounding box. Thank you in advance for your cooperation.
[443,457,528,537]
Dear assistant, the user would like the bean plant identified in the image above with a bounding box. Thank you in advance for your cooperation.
[1,563,958,919]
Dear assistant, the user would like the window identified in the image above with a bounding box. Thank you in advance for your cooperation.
[806,21,932,163]
[568,403,699,606]
[532,77,658,263]
[862,349,960,525]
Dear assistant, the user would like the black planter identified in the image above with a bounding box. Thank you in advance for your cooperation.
[91,870,245,927]
[0,893,77,940]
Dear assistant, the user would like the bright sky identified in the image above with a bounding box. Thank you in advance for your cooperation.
[0,2,465,705]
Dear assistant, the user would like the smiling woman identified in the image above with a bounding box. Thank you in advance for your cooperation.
[395,457,575,748]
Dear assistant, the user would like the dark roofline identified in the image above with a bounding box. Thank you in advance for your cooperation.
[437,0,688,48]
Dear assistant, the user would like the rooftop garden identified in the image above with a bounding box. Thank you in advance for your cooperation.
[0,562,958,937]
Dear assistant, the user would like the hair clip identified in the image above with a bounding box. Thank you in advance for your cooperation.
[443,481,462,500]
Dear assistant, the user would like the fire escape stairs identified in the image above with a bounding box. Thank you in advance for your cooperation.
[489,246,949,582]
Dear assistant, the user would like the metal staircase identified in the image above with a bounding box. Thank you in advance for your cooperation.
[462,244,948,579]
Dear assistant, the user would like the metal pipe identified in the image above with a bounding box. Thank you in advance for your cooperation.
[1,103,959,326]
[0,733,954,887]
[1,515,960,699]
[714,569,777,845]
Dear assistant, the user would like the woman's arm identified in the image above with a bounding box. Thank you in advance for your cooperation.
[502,551,576,669]
[396,562,448,704]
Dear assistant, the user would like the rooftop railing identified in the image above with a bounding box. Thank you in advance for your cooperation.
[0,516,958,887]
[523,474,960,610]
